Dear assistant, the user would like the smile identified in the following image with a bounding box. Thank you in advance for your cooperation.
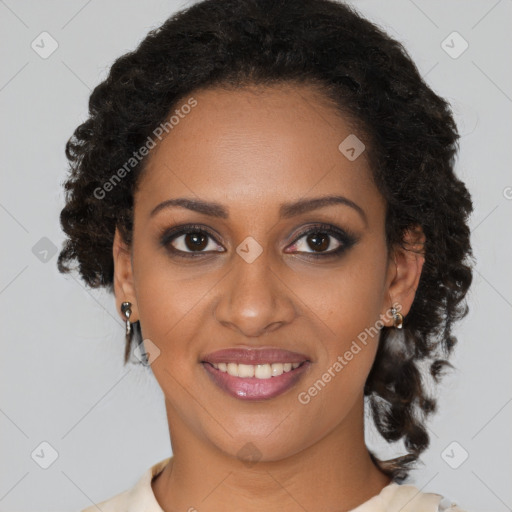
[210,362,302,378]
[201,347,311,401]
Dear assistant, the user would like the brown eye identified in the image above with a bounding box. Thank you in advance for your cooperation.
[160,224,224,258]
[305,232,332,252]
[183,232,209,251]
[168,230,221,253]
[286,223,358,259]
[293,230,341,254]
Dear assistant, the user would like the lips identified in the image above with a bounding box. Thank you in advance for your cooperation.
[201,347,311,401]
[202,347,309,365]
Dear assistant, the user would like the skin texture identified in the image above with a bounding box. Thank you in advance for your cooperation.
[112,83,425,512]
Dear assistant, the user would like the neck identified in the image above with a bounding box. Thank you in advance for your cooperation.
[152,397,392,512]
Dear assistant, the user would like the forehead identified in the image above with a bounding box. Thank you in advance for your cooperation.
[135,84,383,222]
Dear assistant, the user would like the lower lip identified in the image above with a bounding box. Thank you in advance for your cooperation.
[202,362,310,401]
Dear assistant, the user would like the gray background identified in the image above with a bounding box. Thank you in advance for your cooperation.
[1,0,511,510]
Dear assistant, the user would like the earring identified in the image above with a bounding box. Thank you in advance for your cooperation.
[121,301,132,336]
[390,305,404,329]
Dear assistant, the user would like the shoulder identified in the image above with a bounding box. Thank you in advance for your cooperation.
[79,459,468,512]
[80,457,171,512]
[349,482,468,512]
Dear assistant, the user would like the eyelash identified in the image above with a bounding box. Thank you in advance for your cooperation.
[158,223,358,260]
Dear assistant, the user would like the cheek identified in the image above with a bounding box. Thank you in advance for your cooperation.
[131,239,206,362]
[290,241,388,349]
[290,243,387,408]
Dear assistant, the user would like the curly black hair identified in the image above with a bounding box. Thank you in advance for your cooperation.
[57,0,474,483]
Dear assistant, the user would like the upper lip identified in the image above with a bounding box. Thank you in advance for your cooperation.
[202,347,310,365]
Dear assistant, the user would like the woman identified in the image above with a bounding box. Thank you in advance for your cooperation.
[57,0,473,510]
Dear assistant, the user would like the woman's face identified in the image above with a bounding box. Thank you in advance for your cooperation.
[113,83,420,462]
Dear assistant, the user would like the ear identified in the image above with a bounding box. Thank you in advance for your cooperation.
[113,227,139,323]
[381,225,426,327]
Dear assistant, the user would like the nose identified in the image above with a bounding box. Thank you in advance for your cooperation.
[212,247,297,338]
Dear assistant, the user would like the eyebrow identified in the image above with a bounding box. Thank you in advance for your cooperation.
[150,195,367,225]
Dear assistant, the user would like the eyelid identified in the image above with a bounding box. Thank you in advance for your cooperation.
[158,223,225,256]
[159,222,358,258]
[286,223,358,253]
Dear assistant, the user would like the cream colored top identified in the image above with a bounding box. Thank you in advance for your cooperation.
[81,457,467,512]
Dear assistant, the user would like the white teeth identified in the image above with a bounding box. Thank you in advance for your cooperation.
[238,364,254,378]
[271,363,284,377]
[255,364,272,379]
[210,362,303,379]
[227,363,238,377]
